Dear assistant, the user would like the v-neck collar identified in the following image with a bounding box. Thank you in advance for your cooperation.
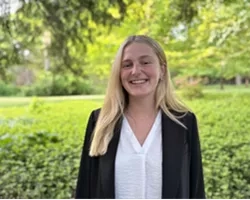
[98,110,186,199]
[122,110,161,153]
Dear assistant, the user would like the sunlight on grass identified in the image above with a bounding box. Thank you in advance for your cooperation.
[0,95,105,108]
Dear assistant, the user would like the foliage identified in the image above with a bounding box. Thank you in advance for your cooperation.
[0,92,250,198]
[193,93,250,198]
[28,97,49,114]
[181,84,204,100]
[82,0,250,85]
[21,73,97,96]
[0,0,130,77]
[175,77,204,99]
[0,80,20,96]
[0,100,102,198]
[0,30,23,82]
[0,73,97,96]
[184,0,250,81]
[1,0,249,90]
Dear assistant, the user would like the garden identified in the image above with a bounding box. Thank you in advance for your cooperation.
[0,90,249,198]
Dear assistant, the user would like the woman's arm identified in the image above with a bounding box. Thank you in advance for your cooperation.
[75,110,96,199]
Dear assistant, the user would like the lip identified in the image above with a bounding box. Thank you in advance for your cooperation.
[129,79,148,84]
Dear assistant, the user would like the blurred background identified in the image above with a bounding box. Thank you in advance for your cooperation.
[0,0,249,199]
[0,0,249,97]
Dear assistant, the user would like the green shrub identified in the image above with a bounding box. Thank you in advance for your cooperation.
[21,79,52,96]
[21,73,96,96]
[181,84,204,100]
[0,81,20,96]
[0,94,250,198]
[0,100,102,198]
[28,97,50,114]
[0,132,79,198]
[175,77,204,100]
[190,95,250,198]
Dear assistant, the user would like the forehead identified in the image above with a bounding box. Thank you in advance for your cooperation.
[122,42,156,60]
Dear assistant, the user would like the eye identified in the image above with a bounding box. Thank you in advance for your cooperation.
[141,60,151,65]
[122,62,132,68]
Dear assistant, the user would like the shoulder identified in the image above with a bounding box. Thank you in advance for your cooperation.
[83,108,101,149]
[182,111,197,130]
[85,108,101,135]
[182,111,197,124]
[88,108,101,121]
[170,110,196,123]
[178,112,199,144]
[168,111,200,149]
[168,110,198,131]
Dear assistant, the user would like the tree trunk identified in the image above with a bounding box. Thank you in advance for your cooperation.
[220,76,224,90]
[220,61,225,90]
[245,78,249,88]
[0,68,7,83]
[235,74,242,85]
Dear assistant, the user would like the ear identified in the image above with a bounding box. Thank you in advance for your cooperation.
[160,64,166,78]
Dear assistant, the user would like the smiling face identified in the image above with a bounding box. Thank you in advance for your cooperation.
[120,42,164,100]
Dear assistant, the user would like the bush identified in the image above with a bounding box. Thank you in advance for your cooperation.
[28,97,50,114]
[195,96,250,198]
[181,84,204,99]
[175,77,204,100]
[21,73,96,96]
[0,132,79,198]
[0,100,102,198]
[0,94,250,198]
[0,81,20,96]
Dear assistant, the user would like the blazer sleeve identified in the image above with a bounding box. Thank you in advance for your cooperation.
[75,110,97,199]
[189,113,206,199]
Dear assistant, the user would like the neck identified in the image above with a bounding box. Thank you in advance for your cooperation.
[126,95,158,118]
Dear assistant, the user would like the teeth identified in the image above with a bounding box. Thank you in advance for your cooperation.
[131,80,146,84]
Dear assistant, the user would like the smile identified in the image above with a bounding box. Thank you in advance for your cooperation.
[130,79,148,84]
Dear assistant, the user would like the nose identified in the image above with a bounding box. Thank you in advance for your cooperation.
[131,63,141,75]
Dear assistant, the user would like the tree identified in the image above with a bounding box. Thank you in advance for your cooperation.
[0,0,131,77]
[0,32,21,82]
[83,0,203,79]
[189,0,250,88]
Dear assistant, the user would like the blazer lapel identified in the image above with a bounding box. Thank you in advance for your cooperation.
[98,112,186,199]
[99,117,122,198]
[161,112,186,199]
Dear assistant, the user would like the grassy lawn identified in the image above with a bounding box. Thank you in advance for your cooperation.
[203,84,250,92]
[0,95,105,108]
[0,84,249,108]
[0,87,249,198]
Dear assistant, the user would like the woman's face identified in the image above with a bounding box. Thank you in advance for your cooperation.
[120,42,164,100]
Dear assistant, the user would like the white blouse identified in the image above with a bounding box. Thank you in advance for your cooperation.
[115,111,162,199]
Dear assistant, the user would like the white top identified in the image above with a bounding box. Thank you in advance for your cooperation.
[115,111,162,199]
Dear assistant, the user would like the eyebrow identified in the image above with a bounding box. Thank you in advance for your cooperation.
[122,55,153,62]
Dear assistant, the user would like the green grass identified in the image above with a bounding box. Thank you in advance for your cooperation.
[0,92,250,198]
[203,84,250,93]
[0,95,104,108]
[0,84,249,108]
[0,85,247,106]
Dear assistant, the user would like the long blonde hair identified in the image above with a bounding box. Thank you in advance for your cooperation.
[89,35,189,156]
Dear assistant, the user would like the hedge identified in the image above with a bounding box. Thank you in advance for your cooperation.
[0,93,250,198]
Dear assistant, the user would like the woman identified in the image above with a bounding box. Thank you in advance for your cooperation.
[75,35,205,199]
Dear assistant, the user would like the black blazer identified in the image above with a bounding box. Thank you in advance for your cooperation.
[75,108,205,199]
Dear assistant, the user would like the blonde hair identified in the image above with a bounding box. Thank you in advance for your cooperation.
[89,35,189,156]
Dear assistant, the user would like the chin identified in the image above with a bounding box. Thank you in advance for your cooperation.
[128,91,153,99]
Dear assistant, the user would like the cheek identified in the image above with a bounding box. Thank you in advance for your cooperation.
[147,68,161,80]
[120,71,127,86]
[120,70,128,80]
